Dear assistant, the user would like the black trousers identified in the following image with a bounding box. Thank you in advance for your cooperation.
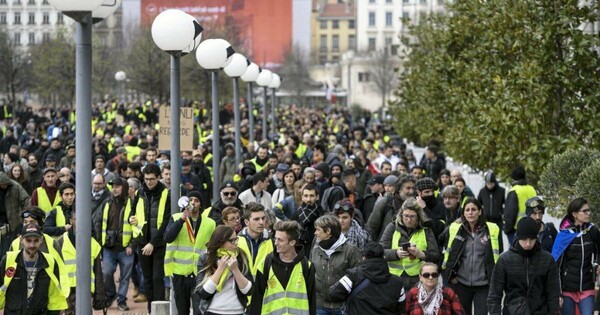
[450,282,489,315]
[172,274,201,315]
[139,245,166,312]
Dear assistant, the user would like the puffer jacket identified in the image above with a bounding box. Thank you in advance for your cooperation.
[487,242,560,315]
[555,217,600,293]
[310,237,361,309]
[0,172,30,233]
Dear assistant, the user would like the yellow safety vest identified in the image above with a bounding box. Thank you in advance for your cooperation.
[510,184,537,228]
[442,222,500,270]
[295,143,307,159]
[125,145,141,162]
[101,199,133,247]
[10,233,64,270]
[131,193,147,238]
[238,236,274,277]
[54,205,68,228]
[0,251,68,311]
[36,187,62,214]
[204,153,213,177]
[261,260,310,315]
[164,213,216,276]
[135,189,168,236]
[251,158,267,173]
[61,232,101,292]
[388,228,428,277]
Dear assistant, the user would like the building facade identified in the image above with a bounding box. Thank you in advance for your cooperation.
[310,0,356,65]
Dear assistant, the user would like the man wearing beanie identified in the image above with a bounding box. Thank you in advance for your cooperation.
[329,242,405,314]
[164,190,216,315]
[414,177,445,237]
[504,166,537,244]
[524,196,557,253]
[488,217,560,315]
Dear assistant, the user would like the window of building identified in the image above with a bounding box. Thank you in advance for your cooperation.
[57,12,63,24]
[332,55,339,63]
[402,11,409,20]
[368,12,375,26]
[348,19,355,29]
[14,0,21,4]
[387,0,392,3]
[332,35,339,51]
[369,0,375,3]
[28,12,34,24]
[358,72,370,82]
[0,12,5,24]
[28,0,34,4]
[0,0,6,5]
[28,32,34,44]
[42,0,48,3]
[42,32,49,42]
[391,44,399,55]
[420,0,427,3]
[320,35,327,52]
[348,34,356,50]
[386,12,393,26]
[385,37,393,46]
[437,0,444,4]
[320,20,327,29]
[14,32,20,45]
[42,12,48,24]
[368,37,376,51]
[332,20,339,29]
[14,12,20,24]
[320,55,327,65]
[403,0,409,3]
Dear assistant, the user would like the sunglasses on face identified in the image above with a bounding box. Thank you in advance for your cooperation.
[222,191,237,197]
[421,272,440,279]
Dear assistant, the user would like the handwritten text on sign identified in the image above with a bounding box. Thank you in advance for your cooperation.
[158,106,194,151]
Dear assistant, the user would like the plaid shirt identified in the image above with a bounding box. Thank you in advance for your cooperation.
[343,219,372,252]
[405,286,465,315]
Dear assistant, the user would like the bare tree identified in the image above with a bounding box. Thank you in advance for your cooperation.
[0,28,32,114]
[370,48,398,115]
[279,44,312,106]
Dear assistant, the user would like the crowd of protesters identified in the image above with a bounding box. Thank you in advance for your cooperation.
[0,98,595,315]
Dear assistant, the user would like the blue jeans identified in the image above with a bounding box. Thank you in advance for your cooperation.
[102,248,134,303]
[562,295,594,315]
[316,307,345,315]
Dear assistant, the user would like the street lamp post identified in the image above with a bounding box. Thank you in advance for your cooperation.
[241,62,260,145]
[152,9,202,216]
[196,38,234,201]
[47,0,119,313]
[269,73,281,138]
[255,69,272,141]
[115,70,126,102]
[224,53,248,168]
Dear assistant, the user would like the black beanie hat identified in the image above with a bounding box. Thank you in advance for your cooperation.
[187,190,202,201]
[363,242,384,259]
[516,217,539,240]
[314,162,330,178]
[511,166,526,181]
[415,177,437,192]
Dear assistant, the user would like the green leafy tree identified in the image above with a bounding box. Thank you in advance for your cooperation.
[391,0,600,182]
[539,148,600,217]
[0,27,33,112]
[574,160,600,224]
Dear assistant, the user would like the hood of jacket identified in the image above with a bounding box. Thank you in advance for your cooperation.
[359,258,391,283]
[0,172,12,186]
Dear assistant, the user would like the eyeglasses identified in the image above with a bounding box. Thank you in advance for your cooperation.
[421,272,440,279]
[222,191,237,197]
[579,209,591,214]
[144,177,157,182]
[228,237,238,243]
[334,203,352,212]
[403,214,417,219]
[227,216,241,222]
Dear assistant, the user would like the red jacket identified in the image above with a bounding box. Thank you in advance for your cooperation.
[404,286,465,315]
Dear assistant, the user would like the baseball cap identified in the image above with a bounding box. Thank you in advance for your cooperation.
[21,224,43,238]
[368,175,385,185]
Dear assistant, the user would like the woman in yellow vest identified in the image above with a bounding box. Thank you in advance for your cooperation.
[195,225,252,315]
[380,197,440,292]
[441,197,500,315]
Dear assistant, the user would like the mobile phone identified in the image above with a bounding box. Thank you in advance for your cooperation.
[402,242,410,251]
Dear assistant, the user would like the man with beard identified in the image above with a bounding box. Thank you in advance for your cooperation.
[136,164,171,312]
[202,180,243,224]
[291,183,323,255]
[414,177,445,238]
[524,196,556,253]
[91,155,116,184]
[250,145,269,173]
[27,153,43,188]
[0,224,68,313]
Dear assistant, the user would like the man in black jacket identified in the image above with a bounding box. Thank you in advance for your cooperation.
[329,242,405,315]
[487,217,560,315]
[477,171,505,233]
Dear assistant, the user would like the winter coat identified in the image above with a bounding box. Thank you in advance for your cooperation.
[329,257,405,315]
[380,221,440,265]
[310,239,361,309]
[0,172,31,233]
[554,217,600,293]
[367,195,402,242]
[477,178,506,227]
[405,286,464,315]
[487,242,560,315]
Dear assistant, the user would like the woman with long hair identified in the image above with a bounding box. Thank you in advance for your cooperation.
[552,198,600,315]
[195,225,253,315]
[272,168,296,206]
[441,197,500,315]
[9,163,32,194]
